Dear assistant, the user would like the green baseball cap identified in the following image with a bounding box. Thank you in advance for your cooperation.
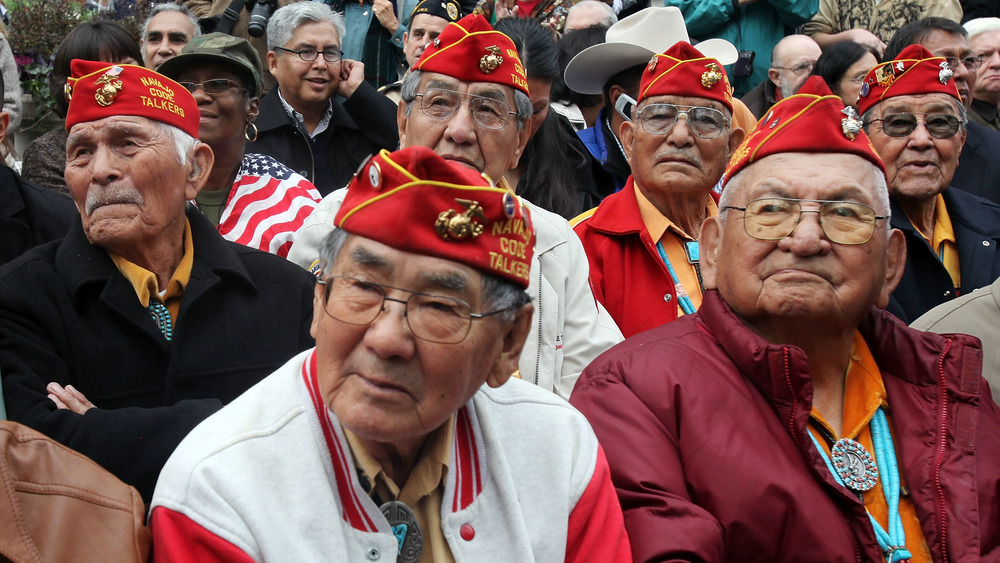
[157,32,264,97]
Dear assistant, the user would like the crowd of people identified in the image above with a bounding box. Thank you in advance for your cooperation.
[0,0,999,560]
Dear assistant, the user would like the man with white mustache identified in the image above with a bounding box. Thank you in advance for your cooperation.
[0,60,316,504]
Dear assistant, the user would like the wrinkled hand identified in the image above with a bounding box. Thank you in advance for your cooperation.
[47,382,95,414]
[373,0,399,34]
[495,0,518,20]
[839,29,886,56]
[337,59,366,98]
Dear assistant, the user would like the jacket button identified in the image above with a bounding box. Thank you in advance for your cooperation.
[943,290,952,297]
[367,547,380,560]
[460,524,475,540]
[985,240,991,247]
[663,293,672,302]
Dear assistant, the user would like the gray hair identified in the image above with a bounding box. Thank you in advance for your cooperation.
[565,1,617,29]
[318,228,531,322]
[718,158,891,237]
[964,17,1000,40]
[267,2,347,51]
[400,70,532,130]
[141,3,201,46]
[153,121,201,176]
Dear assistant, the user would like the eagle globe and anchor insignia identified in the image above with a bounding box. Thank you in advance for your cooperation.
[436,199,486,240]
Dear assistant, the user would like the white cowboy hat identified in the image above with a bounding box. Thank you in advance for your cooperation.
[563,6,739,95]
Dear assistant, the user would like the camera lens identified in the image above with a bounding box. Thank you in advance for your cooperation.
[247,1,271,38]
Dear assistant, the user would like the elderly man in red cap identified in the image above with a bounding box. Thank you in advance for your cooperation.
[572,41,747,338]
[149,147,631,562]
[289,13,622,399]
[0,61,316,503]
[856,44,1000,323]
[571,76,1000,561]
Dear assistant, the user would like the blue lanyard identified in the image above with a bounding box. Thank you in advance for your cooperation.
[810,408,912,562]
[655,241,697,315]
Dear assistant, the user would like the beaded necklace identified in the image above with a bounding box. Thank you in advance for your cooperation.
[810,408,912,562]
[148,301,173,341]
[655,241,697,315]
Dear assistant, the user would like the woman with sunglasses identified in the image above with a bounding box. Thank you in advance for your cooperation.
[159,33,321,258]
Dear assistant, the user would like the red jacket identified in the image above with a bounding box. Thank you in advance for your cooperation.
[572,290,1000,562]
[573,178,679,338]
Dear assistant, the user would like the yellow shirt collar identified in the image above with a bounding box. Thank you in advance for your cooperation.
[109,218,194,307]
[634,183,718,242]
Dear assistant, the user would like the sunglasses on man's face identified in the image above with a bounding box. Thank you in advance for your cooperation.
[866,112,962,139]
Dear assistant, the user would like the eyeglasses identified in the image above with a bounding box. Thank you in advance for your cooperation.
[845,73,867,84]
[316,275,512,344]
[865,112,962,139]
[722,198,887,245]
[415,88,517,130]
[635,103,729,138]
[273,45,343,63]
[772,61,815,76]
[942,55,984,71]
[177,78,245,95]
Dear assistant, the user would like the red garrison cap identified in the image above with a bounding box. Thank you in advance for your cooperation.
[335,147,534,288]
[639,41,733,111]
[722,75,885,188]
[413,14,529,96]
[856,44,961,116]
[65,59,199,137]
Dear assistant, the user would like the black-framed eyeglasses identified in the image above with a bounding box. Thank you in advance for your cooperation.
[316,275,512,344]
[635,103,729,138]
[415,88,517,130]
[772,61,816,76]
[274,45,343,63]
[722,198,887,245]
[865,112,962,139]
[177,78,245,95]
[942,55,984,71]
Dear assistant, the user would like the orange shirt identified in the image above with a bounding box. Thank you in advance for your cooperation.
[809,332,931,563]
[634,185,715,315]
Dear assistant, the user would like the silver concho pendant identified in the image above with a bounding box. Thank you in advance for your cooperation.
[830,438,878,491]
[380,500,424,563]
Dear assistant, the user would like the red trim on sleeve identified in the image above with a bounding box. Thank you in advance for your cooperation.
[150,507,256,563]
[565,445,632,563]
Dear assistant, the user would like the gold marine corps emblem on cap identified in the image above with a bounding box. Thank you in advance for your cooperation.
[841,106,862,141]
[701,63,724,90]
[436,199,486,240]
[93,65,124,107]
[479,45,503,74]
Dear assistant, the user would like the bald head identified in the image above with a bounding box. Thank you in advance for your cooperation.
[769,35,822,98]
[564,0,616,32]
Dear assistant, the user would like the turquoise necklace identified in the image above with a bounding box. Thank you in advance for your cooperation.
[810,408,912,562]
[655,241,698,315]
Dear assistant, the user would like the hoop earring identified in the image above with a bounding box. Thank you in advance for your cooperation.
[244,122,259,142]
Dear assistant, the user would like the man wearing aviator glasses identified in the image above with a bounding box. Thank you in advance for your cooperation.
[857,44,1000,322]
[572,76,1000,561]
[573,41,746,338]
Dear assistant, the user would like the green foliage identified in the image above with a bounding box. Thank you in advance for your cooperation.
[8,0,93,60]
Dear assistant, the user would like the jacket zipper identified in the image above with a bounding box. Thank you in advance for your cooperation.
[532,263,542,386]
[932,338,953,563]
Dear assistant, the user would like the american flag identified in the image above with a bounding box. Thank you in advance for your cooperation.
[218,154,322,258]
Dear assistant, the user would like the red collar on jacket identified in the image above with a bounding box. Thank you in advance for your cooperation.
[579,177,646,237]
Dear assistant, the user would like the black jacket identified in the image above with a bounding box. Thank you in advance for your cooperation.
[0,165,75,267]
[246,82,399,195]
[951,121,1000,205]
[740,79,778,120]
[888,187,1000,323]
[0,207,316,502]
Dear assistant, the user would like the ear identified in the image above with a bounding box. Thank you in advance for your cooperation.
[267,50,279,74]
[728,124,746,155]
[247,96,260,122]
[486,303,534,388]
[768,68,780,87]
[876,228,907,309]
[507,121,531,171]
[310,280,326,340]
[184,142,215,200]
[699,216,723,290]
[620,120,635,163]
[397,100,409,146]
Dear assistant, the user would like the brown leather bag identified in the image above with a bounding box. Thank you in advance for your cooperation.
[0,421,150,563]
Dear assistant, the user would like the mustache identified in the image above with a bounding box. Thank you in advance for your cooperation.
[656,149,701,167]
[85,186,144,216]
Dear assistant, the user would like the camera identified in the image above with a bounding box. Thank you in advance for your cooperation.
[247,0,277,38]
[733,50,755,78]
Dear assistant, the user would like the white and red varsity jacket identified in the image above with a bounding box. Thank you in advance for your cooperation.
[149,349,631,562]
